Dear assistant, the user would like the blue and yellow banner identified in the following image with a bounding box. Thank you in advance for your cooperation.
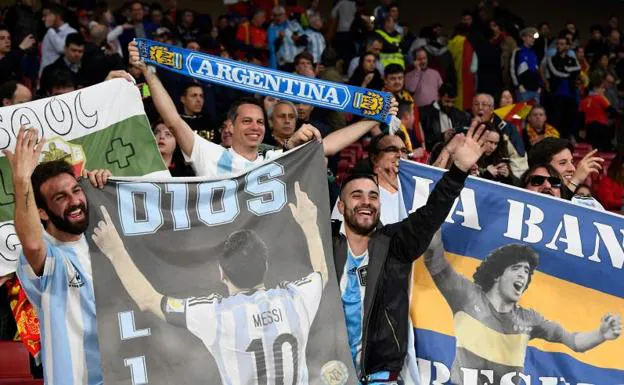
[135,39,399,128]
[399,161,623,385]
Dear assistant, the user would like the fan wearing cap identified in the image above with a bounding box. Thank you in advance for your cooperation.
[510,27,541,104]
[154,27,174,44]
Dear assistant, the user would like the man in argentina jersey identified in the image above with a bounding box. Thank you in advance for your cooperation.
[92,182,329,385]
[424,234,622,385]
[7,126,115,385]
[127,40,397,180]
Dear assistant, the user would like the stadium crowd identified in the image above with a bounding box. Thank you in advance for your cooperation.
[0,0,623,383]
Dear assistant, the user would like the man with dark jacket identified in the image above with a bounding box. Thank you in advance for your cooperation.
[38,32,86,96]
[544,33,581,139]
[419,83,471,150]
[333,120,486,384]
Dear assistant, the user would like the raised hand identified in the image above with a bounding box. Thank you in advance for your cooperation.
[452,119,487,172]
[81,168,112,189]
[2,127,45,183]
[287,123,322,149]
[92,205,125,262]
[18,34,36,51]
[572,149,603,186]
[288,181,318,230]
[128,40,147,73]
[600,313,622,341]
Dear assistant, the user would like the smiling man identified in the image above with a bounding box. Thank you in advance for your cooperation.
[528,137,603,199]
[4,127,112,384]
[425,235,622,385]
[521,163,562,198]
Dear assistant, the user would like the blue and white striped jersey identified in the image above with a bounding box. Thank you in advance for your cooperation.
[339,247,368,373]
[163,272,323,385]
[304,29,326,65]
[183,133,283,178]
[17,231,103,385]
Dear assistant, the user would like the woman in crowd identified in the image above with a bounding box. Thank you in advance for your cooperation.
[348,52,384,90]
[477,126,519,185]
[153,120,195,177]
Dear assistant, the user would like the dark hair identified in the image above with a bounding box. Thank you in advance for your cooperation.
[528,137,574,168]
[181,82,202,96]
[339,171,378,197]
[398,101,413,119]
[473,244,539,293]
[49,4,68,19]
[574,183,592,194]
[220,229,268,288]
[48,69,76,93]
[226,97,264,123]
[31,160,76,210]
[0,24,8,33]
[294,51,314,66]
[320,46,338,67]
[590,24,604,35]
[412,47,427,61]
[528,104,546,118]
[537,22,550,29]
[384,63,404,77]
[65,32,85,48]
[520,163,561,187]
[0,81,18,102]
[438,82,457,98]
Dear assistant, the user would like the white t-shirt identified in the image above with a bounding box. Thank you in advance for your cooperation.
[184,133,283,178]
[331,0,357,33]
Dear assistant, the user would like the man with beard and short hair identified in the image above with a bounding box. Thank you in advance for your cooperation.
[333,120,488,384]
[521,163,562,197]
[425,235,621,385]
[4,127,112,384]
[419,83,471,150]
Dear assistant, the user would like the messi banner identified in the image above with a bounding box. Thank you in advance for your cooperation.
[84,142,355,385]
[399,161,623,385]
[0,79,167,274]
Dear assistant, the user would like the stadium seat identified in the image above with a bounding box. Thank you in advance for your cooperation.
[0,341,33,379]
[0,381,43,385]
[573,142,593,158]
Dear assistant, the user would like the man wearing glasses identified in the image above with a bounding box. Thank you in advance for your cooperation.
[521,163,563,198]
[471,93,528,178]
[332,132,410,227]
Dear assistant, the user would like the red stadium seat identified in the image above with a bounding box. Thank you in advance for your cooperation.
[0,341,33,379]
[573,142,593,158]
[0,381,43,385]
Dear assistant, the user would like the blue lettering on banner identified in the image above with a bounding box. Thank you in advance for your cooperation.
[196,179,240,226]
[117,183,164,236]
[117,163,289,236]
[246,163,286,216]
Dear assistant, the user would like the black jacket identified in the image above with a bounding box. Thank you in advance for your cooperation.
[419,102,471,150]
[332,165,468,381]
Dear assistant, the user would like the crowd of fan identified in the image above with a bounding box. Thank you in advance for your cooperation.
[0,0,623,379]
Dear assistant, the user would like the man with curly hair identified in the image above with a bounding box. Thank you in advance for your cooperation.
[424,234,622,385]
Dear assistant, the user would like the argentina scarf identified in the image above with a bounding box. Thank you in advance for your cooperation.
[136,39,400,131]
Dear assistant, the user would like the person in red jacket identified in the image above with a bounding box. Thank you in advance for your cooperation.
[595,152,624,213]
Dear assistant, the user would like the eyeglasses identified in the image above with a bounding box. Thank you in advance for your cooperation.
[379,146,409,155]
[529,175,561,188]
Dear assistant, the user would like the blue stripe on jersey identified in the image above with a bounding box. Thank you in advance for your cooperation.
[277,290,304,384]
[49,258,74,384]
[341,249,366,370]
[213,301,229,385]
[71,252,102,385]
[217,151,233,175]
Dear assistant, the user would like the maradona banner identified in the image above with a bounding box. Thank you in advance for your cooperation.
[135,38,399,129]
[85,143,355,385]
[399,161,623,385]
[0,79,166,274]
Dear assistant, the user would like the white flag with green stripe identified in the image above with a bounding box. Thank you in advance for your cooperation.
[0,79,166,274]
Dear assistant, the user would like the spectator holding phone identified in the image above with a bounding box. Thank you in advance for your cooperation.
[477,126,520,186]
